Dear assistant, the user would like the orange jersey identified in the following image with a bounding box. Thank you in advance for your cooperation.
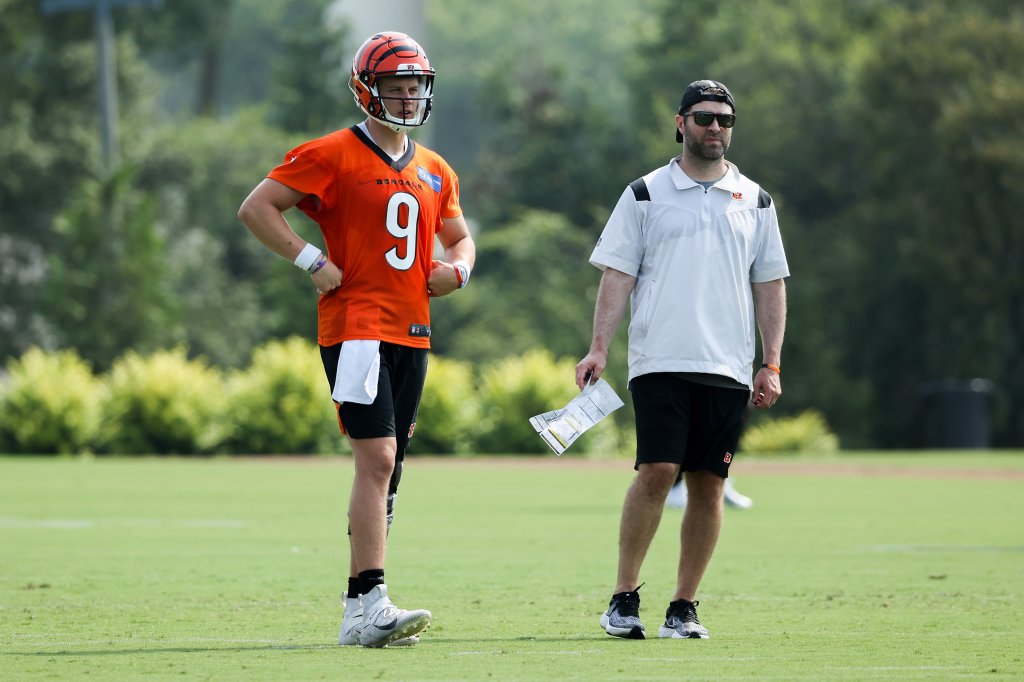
[268,126,462,348]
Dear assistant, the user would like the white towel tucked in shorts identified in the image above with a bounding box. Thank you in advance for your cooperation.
[331,340,380,405]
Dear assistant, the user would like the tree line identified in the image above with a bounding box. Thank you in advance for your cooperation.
[1,0,1021,448]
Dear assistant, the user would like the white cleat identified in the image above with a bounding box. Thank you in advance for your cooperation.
[339,591,420,647]
[338,592,363,646]
[357,584,431,648]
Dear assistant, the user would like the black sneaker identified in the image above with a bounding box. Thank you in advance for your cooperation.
[658,598,709,639]
[599,585,645,639]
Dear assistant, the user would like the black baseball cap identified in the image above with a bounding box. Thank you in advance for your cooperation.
[676,80,735,142]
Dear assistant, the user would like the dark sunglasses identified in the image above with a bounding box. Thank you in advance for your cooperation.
[683,111,736,128]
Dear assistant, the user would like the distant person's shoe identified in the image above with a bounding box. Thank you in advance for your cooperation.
[723,478,753,509]
[665,481,687,509]
[667,478,752,509]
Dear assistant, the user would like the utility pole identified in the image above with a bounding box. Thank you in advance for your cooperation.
[41,0,162,344]
[42,0,161,176]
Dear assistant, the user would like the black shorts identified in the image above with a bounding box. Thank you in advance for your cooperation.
[319,341,427,459]
[629,373,750,477]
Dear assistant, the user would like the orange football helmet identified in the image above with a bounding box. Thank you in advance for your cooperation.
[348,32,435,132]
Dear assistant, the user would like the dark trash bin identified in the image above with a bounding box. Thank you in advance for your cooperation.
[919,378,995,449]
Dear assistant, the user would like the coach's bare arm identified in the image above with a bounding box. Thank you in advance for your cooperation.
[575,267,637,390]
[752,278,787,409]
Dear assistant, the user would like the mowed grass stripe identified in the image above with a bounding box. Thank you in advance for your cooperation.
[1,454,1021,681]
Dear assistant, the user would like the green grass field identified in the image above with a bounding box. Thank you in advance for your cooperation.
[2,453,1022,681]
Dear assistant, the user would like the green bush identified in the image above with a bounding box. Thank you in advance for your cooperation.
[0,345,632,457]
[222,337,342,454]
[476,350,590,455]
[0,348,104,454]
[740,410,840,454]
[413,354,480,455]
[99,347,224,455]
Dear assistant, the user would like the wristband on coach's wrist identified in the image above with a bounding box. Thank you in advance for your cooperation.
[453,260,471,289]
[761,363,781,375]
[309,253,328,275]
[293,243,323,272]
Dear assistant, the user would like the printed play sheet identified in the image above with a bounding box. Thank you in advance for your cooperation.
[529,379,624,455]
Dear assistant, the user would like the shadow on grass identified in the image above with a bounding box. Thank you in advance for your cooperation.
[4,644,336,657]
[4,635,618,657]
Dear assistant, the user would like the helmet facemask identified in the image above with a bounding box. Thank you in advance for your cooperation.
[349,32,435,133]
[355,73,434,132]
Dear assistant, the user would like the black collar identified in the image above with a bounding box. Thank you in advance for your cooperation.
[350,125,416,172]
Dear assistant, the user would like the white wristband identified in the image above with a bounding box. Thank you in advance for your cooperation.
[293,243,322,272]
[453,260,471,288]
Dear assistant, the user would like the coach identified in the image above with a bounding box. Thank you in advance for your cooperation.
[575,79,789,640]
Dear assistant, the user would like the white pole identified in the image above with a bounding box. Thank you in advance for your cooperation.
[94,0,119,175]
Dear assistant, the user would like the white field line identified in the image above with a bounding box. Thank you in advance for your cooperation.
[824,666,970,671]
[0,516,246,529]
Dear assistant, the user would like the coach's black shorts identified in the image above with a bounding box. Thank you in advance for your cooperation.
[319,341,427,459]
[629,373,749,477]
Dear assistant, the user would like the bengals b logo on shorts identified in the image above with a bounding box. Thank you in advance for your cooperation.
[723,452,733,464]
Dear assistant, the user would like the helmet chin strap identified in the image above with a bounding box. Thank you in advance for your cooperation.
[377,100,426,132]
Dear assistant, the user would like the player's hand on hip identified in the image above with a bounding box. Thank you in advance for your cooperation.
[312,262,342,296]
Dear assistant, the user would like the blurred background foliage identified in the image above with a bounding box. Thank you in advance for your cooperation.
[1,0,1021,451]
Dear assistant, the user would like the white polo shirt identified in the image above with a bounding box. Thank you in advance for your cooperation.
[590,158,790,388]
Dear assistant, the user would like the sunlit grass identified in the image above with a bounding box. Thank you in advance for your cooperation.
[1,454,1022,681]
